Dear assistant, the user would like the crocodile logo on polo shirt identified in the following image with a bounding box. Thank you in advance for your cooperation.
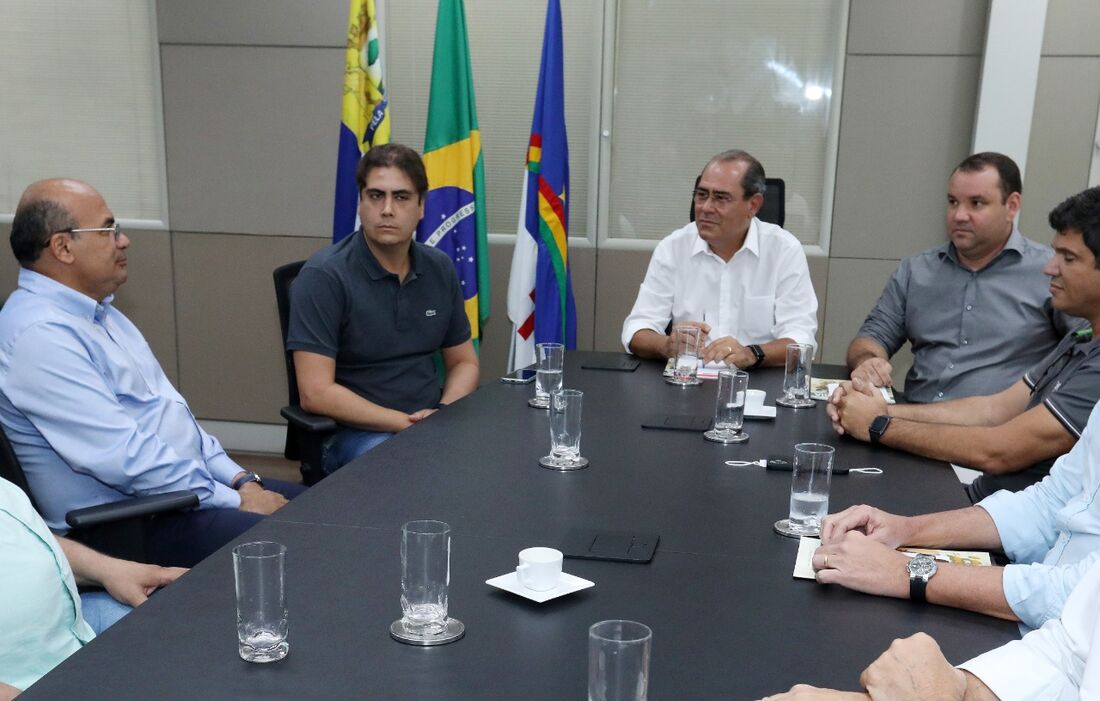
[425,309,437,317]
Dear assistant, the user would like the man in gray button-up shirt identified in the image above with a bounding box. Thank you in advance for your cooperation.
[847,152,1071,403]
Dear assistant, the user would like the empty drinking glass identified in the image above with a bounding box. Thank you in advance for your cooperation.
[390,520,465,645]
[588,620,652,701]
[775,342,815,408]
[539,388,588,470]
[234,541,289,663]
[704,369,749,443]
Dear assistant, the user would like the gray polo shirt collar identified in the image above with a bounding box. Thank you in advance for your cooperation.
[938,226,1027,270]
[352,228,423,284]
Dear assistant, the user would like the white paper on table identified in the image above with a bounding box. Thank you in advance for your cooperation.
[793,536,821,580]
[822,382,894,404]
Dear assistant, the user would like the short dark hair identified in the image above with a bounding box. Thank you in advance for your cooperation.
[10,198,75,266]
[704,149,767,198]
[1049,186,1100,268]
[953,152,1022,202]
[354,143,429,201]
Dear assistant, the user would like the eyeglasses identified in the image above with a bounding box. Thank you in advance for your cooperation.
[60,222,125,242]
[692,188,736,207]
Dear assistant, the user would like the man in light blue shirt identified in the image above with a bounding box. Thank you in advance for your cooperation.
[0,179,303,567]
[0,477,184,695]
[810,395,1100,633]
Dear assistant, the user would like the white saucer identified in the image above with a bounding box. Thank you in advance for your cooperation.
[744,406,777,419]
[485,570,595,603]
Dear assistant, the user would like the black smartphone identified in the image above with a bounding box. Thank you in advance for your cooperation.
[500,368,537,384]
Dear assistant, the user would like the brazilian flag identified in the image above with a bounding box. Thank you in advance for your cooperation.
[416,0,489,348]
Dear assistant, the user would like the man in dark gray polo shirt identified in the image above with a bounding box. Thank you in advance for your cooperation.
[829,186,1100,500]
[287,144,479,474]
[848,152,1071,403]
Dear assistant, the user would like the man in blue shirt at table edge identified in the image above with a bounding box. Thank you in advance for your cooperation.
[0,178,303,568]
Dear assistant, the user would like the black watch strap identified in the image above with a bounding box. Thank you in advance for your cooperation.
[869,415,892,444]
[909,575,929,603]
[232,471,263,490]
[748,344,766,369]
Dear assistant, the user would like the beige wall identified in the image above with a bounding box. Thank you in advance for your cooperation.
[47,0,1088,429]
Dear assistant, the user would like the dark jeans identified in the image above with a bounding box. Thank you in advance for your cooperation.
[140,478,306,567]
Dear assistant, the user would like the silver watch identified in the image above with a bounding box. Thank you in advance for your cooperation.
[907,554,938,603]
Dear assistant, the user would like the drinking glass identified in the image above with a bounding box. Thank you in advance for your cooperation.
[530,342,565,408]
[588,620,652,701]
[775,342,815,408]
[704,369,749,443]
[389,520,464,645]
[774,443,834,538]
[539,389,588,470]
[667,324,702,386]
[234,541,289,663]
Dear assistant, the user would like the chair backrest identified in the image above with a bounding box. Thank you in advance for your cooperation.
[0,423,40,512]
[689,175,786,228]
[273,260,307,408]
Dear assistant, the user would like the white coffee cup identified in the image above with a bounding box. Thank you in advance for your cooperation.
[745,389,766,411]
[516,547,563,591]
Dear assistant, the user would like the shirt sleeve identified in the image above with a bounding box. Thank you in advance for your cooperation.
[286,265,346,358]
[769,241,818,348]
[6,323,240,510]
[1039,348,1100,439]
[958,557,1100,700]
[621,239,676,351]
[856,261,911,357]
[981,441,1094,628]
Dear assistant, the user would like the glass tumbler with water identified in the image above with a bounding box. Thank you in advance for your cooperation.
[533,342,565,408]
[588,619,652,701]
[546,388,584,467]
[233,541,289,663]
[776,342,815,408]
[787,442,834,535]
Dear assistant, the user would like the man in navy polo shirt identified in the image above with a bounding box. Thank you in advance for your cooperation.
[287,144,479,474]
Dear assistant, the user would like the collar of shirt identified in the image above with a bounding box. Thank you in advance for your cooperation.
[17,268,114,323]
[352,228,423,284]
[690,217,762,262]
[938,225,1026,270]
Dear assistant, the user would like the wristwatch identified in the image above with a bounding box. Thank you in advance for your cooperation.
[907,554,938,603]
[747,344,766,369]
[232,471,264,490]
[869,414,892,444]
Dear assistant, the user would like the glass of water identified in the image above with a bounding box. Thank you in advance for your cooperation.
[539,388,588,470]
[233,541,289,663]
[774,443,834,538]
[704,369,749,443]
[530,342,565,409]
[588,620,652,701]
[775,342,815,408]
[391,520,464,645]
[667,324,703,386]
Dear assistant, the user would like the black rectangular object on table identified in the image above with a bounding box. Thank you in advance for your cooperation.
[580,355,641,372]
[640,414,711,431]
[560,529,659,563]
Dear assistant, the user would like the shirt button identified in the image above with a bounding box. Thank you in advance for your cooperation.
[963,339,968,345]
[948,364,955,369]
[938,392,944,398]
[966,304,972,311]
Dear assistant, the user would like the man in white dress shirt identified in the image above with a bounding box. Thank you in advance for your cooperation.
[761,555,1100,700]
[621,149,818,369]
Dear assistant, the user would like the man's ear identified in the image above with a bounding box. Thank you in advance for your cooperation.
[747,192,765,218]
[46,233,76,264]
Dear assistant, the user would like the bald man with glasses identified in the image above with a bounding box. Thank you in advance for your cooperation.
[621,149,818,369]
[0,179,303,568]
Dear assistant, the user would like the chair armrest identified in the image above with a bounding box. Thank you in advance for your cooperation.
[66,490,199,530]
[281,405,337,434]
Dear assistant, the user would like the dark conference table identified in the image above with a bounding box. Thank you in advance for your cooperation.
[24,353,1019,700]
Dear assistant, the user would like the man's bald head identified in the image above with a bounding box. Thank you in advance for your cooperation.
[10,179,99,266]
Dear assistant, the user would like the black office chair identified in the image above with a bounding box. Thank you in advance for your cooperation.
[690,175,786,228]
[273,261,336,486]
[0,424,197,563]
